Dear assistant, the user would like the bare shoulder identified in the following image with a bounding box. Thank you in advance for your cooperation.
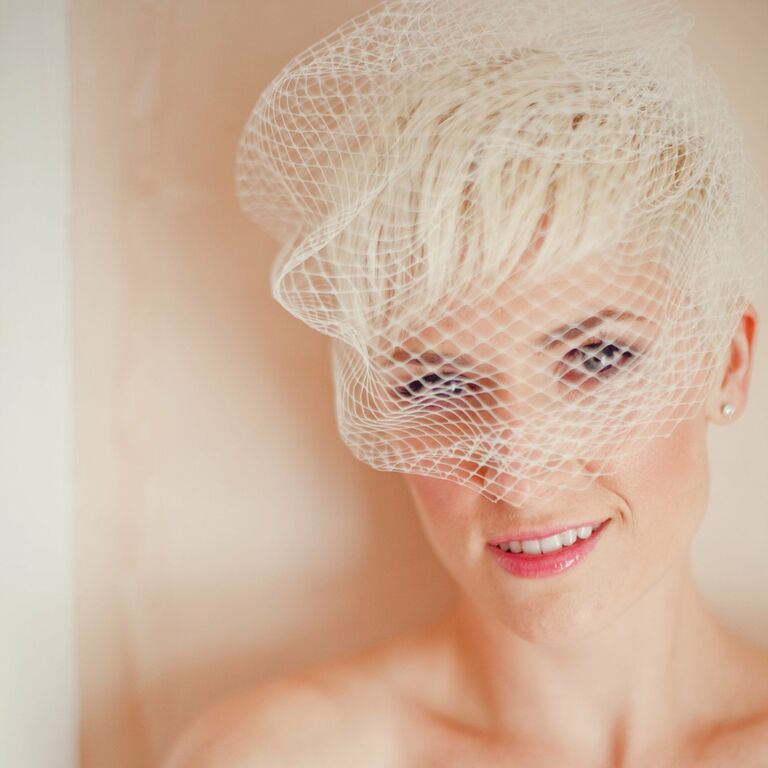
[696,709,768,767]
[162,679,339,767]
[694,635,768,766]
[163,618,452,768]
[162,648,412,768]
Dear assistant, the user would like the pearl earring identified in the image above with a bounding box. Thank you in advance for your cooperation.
[721,402,736,418]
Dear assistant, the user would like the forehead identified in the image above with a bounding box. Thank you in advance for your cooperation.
[390,251,669,361]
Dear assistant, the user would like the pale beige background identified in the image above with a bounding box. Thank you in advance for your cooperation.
[72,2,768,766]
[2,1,77,766]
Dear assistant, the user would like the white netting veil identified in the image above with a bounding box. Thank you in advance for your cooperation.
[236,0,766,506]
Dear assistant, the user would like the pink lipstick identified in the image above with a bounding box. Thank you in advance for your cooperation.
[487,519,611,579]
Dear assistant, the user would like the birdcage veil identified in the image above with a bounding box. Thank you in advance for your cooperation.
[235,0,766,506]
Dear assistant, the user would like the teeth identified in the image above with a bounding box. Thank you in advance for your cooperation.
[497,523,600,556]
[521,539,541,554]
[539,534,563,554]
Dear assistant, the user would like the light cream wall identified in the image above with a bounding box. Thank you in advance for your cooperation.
[73,2,768,767]
[679,0,768,644]
[1,0,78,765]
[73,2,454,766]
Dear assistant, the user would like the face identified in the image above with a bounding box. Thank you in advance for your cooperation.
[398,256,757,646]
[405,411,709,645]
[374,247,703,507]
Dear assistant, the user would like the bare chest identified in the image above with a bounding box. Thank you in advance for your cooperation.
[390,712,768,768]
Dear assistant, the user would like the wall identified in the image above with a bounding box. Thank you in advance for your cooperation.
[0,0,78,766]
[71,2,768,766]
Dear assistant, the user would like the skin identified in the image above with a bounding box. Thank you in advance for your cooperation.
[165,298,768,768]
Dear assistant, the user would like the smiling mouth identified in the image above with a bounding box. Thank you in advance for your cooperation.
[492,518,611,556]
[487,518,612,579]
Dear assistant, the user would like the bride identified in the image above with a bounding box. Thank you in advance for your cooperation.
[167,1,768,765]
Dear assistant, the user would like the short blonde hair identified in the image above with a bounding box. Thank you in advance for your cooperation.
[236,0,764,502]
[319,48,741,343]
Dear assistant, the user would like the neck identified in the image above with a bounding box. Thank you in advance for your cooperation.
[439,556,729,763]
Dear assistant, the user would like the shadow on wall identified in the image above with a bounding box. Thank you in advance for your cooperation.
[73,1,455,766]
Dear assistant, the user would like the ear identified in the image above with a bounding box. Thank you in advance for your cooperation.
[704,301,759,424]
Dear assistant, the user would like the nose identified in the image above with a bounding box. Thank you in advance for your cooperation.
[464,379,596,504]
[471,429,588,507]
[483,461,565,506]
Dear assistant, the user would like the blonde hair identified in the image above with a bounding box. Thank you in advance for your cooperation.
[236,0,764,503]
[322,51,739,343]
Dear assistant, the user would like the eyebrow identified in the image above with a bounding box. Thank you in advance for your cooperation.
[387,308,649,367]
[389,347,476,368]
[533,308,649,351]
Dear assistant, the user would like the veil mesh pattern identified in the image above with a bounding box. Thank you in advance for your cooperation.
[236,0,766,505]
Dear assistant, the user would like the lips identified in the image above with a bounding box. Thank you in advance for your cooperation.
[488,518,609,547]
[487,519,611,579]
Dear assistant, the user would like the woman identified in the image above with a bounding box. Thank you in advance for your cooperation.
[168,1,768,764]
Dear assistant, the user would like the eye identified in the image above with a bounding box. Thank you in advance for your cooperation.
[394,372,481,401]
[560,339,638,386]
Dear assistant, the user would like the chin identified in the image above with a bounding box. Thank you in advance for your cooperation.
[476,577,626,647]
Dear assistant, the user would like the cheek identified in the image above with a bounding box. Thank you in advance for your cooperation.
[405,417,710,617]
[406,473,461,511]
[610,416,710,574]
[405,474,485,572]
